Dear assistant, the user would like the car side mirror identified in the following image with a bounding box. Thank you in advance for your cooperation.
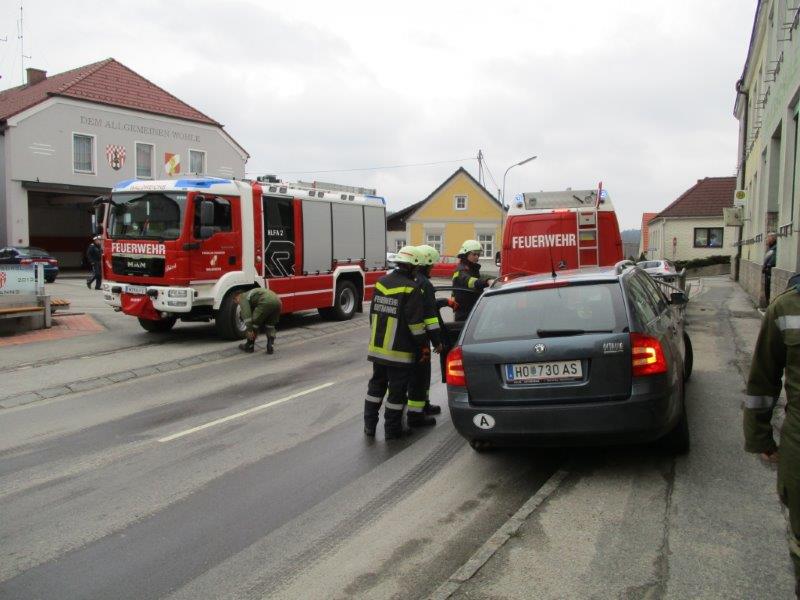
[670,291,687,306]
[200,199,215,227]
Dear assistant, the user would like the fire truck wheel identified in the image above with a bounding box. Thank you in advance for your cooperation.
[138,316,177,333]
[322,280,357,321]
[215,292,247,340]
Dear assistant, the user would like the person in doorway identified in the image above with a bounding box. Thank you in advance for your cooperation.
[408,244,445,417]
[86,235,103,290]
[744,272,800,597]
[451,239,494,321]
[237,287,282,355]
[763,231,777,306]
[363,245,431,439]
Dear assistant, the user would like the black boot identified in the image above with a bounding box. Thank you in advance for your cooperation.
[266,336,275,355]
[238,339,255,353]
[424,402,441,415]
[384,407,407,438]
[407,411,436,428]
[364,400,380,437]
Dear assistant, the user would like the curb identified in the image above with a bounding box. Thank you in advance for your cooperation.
[0,320,366,410]
[428,468,570,600]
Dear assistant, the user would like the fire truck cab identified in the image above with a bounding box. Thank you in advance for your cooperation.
[98,177,387,338]
[500,187,623,277]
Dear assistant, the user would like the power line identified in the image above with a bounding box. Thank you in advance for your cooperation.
[246,156,475,176]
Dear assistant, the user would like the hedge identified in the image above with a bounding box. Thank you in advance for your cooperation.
[674,254,731,271]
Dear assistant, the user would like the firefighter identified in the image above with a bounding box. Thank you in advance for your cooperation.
[452,239,495,321]
[364,245,432,438]
[744,273,800,595]
[408,244,445,417]
[236,287,282,355]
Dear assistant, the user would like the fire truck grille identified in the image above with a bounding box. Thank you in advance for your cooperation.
[111,255,166,277]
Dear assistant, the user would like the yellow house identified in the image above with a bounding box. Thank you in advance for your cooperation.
[387,167,505,270]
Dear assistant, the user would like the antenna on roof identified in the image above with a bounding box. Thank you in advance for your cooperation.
[18,3,30,85]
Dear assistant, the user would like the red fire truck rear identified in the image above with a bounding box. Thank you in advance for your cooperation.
[500,186,623,277]
[95,177,387,338]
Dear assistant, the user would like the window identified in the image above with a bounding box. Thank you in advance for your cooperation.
[426,233,442,254]
[693,227,724,248]
[136,143,154,178]
[193,196,232,238]
[189,150,206,174]
[625,274,659,324]
[73,134,94,173]
[394,239,406,252]
[478,234,494,258]
[455,195,467,210]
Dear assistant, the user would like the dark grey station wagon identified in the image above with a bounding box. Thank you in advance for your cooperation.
[444,262,693,453]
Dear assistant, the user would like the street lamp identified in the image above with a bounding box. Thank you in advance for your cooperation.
[501,155,537,207]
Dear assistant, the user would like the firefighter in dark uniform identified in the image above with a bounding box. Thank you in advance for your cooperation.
[364,246,431,438]
[237,287,282,355]
[452,239,494,321]
[744,273,800,596]
[407,244,445,417]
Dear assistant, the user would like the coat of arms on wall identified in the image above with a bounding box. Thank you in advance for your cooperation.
[164,153,181,176]
[106,145,126,170]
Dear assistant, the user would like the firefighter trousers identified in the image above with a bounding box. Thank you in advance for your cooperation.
[364,363,412,435]
[407,358,431,414]
[777,413,800,589]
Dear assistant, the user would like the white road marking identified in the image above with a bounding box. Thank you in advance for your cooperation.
[158,381,336,443]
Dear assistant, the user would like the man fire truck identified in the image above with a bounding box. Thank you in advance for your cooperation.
[95,177,387,338]
[500,186,623,277]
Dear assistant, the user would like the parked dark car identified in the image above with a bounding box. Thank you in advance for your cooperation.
[444,262,693,454]
[0,246,60,282]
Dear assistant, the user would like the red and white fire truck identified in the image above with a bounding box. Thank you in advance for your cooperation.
[95,177,387,338]
[500,186,623,277]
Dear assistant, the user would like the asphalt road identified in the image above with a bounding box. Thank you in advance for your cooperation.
[0,320,558,599]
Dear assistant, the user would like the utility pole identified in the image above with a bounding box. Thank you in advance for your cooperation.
[477,149,484,186]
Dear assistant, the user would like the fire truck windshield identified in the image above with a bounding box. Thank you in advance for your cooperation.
[108,192,187,240]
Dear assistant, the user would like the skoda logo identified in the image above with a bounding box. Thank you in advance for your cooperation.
[534,343,546,354]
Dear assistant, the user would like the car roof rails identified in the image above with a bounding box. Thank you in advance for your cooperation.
[614,259,635,275]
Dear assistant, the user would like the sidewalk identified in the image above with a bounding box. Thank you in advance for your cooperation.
[435,276,795,599]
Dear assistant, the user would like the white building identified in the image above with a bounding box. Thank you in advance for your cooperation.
[0,58,248,267]
[734,0,800,299]
[647,177,737,262]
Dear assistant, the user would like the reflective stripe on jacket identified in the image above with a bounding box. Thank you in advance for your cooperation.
[368,269,427,366]
[416,271,442,347]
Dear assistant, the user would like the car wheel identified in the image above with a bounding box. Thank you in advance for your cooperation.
[45,276,56,283]
[138,316,177,333]
[215,291,248,340]
[660,396,690,455]
[683,332,693,382]
[321,281,358,321]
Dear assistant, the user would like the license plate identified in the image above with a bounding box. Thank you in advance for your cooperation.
[125,285,147,295]
[505,360,582,383]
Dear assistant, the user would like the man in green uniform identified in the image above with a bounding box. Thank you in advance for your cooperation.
[237,287,282,355]
[744,273,800,595]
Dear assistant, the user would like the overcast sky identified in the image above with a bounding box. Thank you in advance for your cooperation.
[0,1,755,229]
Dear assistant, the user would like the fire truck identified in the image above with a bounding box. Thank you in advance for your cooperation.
[95,177,387,338]
[500,186,623,277]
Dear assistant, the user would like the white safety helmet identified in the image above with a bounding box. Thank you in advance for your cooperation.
[394,245,421,266]
[458,239,482,256]
[416,244,440,266]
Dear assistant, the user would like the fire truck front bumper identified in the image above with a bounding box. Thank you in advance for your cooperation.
[102,282,196,314]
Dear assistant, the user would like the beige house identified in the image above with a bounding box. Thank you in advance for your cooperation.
[647,177,737,262]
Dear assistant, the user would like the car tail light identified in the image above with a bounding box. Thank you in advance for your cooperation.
[446,346,467,386]
[19,258,32,265]
[630,332,667,376]
[47,259,58,265]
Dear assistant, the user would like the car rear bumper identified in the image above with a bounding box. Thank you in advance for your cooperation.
[447,385,681,446]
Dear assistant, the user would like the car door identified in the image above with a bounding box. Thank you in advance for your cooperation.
[628,272,681,379]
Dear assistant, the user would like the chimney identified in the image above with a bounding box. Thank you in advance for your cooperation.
[26,68,47,85]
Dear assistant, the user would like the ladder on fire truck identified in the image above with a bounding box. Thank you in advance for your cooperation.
[576,207,599,268]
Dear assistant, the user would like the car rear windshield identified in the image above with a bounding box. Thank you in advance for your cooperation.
[18,247,49,258]
[465,282,627,343]
[637,261,661,269]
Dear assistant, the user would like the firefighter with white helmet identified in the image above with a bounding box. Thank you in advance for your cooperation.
[452,239,494,321]
[363,245,431,438]
[407,244,445,417]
